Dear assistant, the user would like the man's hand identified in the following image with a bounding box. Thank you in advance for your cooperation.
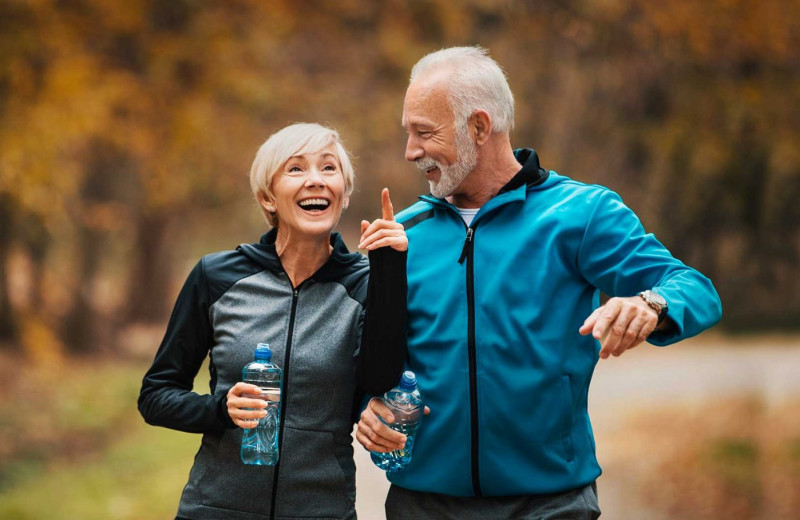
[355,397,430,453]
[579,296,659,359]
[358,188,408,252]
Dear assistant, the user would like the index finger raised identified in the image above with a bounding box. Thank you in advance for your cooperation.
[381,188,395,221]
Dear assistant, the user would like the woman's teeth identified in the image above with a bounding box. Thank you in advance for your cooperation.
[298,199,330,211]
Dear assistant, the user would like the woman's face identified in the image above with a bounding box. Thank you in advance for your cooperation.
[268,146,348,240]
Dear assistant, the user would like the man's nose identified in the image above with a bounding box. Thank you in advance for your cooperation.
[405,136,424,163]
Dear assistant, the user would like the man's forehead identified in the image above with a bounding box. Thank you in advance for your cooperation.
[402,110,435,128]
[402,80,450,127]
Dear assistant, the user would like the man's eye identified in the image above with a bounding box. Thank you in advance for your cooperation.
[419,131,432,138]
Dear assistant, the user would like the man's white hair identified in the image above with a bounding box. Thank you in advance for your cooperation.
[409,46,515,134]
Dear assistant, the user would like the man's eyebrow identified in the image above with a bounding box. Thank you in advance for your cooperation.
[403,119,432,130]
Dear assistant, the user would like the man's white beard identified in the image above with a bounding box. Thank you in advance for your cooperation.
[420,126,478,199]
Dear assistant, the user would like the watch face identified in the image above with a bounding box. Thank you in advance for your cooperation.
[646,290,667,307]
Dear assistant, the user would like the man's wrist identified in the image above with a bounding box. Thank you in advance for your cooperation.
[638,290,668,325]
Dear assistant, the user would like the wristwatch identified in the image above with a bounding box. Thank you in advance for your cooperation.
[638,290,668,324]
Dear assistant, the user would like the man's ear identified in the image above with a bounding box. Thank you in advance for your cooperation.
[469,110,492,145]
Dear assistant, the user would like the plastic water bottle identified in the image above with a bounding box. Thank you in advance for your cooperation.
[370,370,424,472]
[240,343,282,465]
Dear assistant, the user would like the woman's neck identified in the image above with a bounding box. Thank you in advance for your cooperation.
[274,229,333,288]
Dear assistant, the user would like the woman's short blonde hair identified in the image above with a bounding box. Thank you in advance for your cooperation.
[249,123,355,227]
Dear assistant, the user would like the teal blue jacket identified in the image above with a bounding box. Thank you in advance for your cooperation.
[390,149,722,497]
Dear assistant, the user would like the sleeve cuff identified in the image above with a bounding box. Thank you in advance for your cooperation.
[216,393,237,429]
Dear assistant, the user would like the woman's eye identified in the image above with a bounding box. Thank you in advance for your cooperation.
[323,164,337,172]
[288,166,303,173]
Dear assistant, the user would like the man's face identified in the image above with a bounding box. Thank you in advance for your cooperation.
[403,81,477,199]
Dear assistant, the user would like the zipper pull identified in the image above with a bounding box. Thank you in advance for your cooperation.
[458,228,474,264]
[293,289,299,298]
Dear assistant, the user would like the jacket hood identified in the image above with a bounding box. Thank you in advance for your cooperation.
[499,148,550,193]
[236,228,367,282]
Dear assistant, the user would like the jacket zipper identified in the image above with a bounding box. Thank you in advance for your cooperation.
[270,286,300,520]
[458,226,482,497]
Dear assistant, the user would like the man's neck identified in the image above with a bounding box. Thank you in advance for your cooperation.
[447,137,520,209]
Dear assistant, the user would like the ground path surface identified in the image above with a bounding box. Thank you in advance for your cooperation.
[351,334,800,519]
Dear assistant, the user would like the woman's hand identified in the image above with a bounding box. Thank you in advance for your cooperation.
[358,188,407,252]
[226,382,268,429]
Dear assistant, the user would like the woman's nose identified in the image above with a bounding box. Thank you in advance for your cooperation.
[305,169,326,188]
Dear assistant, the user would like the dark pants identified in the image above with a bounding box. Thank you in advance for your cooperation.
[385,482,601,520]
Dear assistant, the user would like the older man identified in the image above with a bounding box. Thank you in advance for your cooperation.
[357,47,722,519]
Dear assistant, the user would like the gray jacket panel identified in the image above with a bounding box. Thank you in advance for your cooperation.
[139,230,406,520]
[178,272,362,519]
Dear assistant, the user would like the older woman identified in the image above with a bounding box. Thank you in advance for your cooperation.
[138,123,406,520]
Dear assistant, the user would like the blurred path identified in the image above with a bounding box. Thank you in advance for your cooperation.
[352,334,800,519]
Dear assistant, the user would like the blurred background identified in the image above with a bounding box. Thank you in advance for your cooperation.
[0,0,798,518]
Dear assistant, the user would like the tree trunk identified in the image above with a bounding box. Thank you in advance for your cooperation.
[0,195,18,344]
[61,225,104,353]
[21,214,50,310]
[126,212,173,323]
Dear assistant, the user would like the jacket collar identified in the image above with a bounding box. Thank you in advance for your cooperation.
[237,228,365,282]
[419,148,549,217]
[500,148,549,193]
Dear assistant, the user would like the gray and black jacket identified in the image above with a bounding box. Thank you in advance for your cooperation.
[138,229,407,520]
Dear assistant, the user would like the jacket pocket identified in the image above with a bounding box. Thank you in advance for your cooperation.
[189,428,274,516]
[274,426,355,519]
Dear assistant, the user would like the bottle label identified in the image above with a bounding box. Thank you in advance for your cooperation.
[244,388,281,402]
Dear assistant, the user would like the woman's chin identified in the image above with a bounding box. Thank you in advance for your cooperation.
[285,218,339,240]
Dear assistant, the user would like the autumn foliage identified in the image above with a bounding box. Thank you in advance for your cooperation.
[1,0,798,355]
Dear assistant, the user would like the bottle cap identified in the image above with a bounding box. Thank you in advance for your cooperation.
[254,343,272,361]
[398,370,416,391]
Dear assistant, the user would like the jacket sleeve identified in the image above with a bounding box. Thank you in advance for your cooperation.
[357,247,408,395]
[138,258,236,433]
[577,189,722,345]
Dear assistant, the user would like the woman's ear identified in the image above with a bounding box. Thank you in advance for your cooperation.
[257,192,276,212]
[343,196,350,210]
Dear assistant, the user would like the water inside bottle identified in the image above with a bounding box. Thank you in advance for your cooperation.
[241,387,281,465]
[370,422,420,471]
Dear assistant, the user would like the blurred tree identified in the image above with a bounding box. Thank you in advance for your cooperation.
[0,194,16,342]
[0,0,798,358]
